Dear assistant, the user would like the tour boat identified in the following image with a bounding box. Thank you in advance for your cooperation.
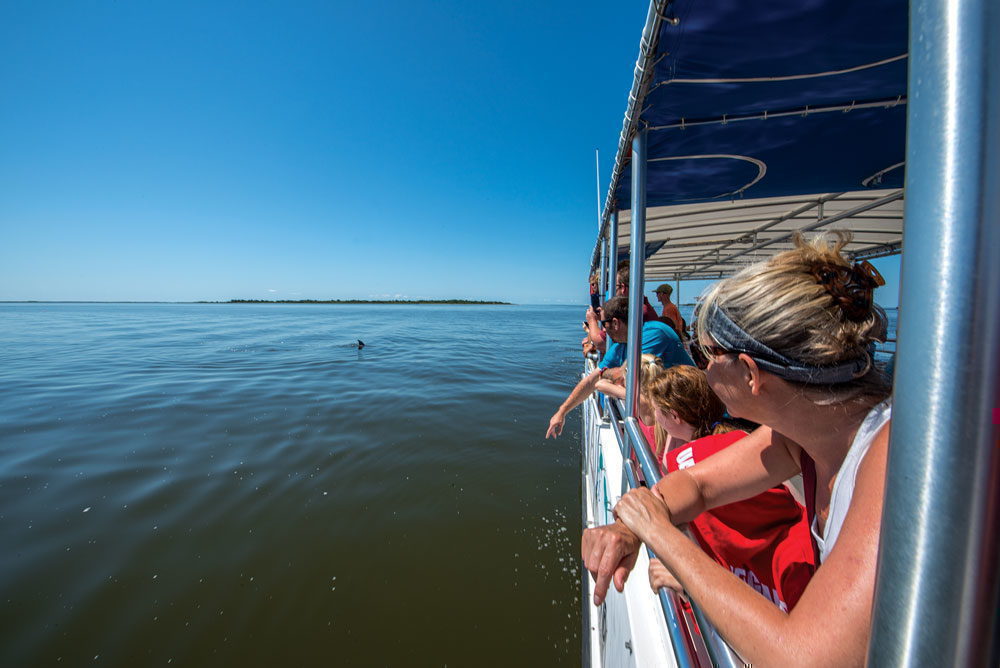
[580,0,999,665]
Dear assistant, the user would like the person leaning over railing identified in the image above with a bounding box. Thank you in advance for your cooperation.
[583,271,608,357]
[644,364,815,612]
[581,232,890,666]
[582,263,660,359]
[546,296,694,439]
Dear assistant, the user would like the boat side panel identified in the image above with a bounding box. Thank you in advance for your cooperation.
[583,397,678,668]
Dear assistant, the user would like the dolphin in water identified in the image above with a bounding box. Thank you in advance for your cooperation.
[356,339,365,349]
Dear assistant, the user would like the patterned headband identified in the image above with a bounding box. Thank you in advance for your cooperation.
[703,303,873,385]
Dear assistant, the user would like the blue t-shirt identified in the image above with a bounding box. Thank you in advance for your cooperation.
[599,321,694,369]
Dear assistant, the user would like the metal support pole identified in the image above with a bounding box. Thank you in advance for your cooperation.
[599,235,607,299]
[625,129,647,419]
[868,0,1000,664]
[607,210,619,301]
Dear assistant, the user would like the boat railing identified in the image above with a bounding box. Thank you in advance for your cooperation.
[584,358,744,668]
[873,338,897,373]
[609,398,745,668]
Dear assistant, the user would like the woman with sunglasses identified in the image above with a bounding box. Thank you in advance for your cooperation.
[582,232,890,665]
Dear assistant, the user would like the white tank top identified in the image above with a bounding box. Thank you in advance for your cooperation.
[811,399,892,562]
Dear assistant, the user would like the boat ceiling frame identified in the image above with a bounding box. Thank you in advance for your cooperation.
[614,189,904,281]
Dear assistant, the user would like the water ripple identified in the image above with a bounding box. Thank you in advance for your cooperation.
[0,303,587,665]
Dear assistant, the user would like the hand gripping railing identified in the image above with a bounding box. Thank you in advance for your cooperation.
[606,398,745,668]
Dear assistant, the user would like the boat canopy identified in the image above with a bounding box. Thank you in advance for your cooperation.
[595,0,909,277]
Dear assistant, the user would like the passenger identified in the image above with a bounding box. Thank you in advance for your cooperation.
[644,365,815,612]
[654,283,686,337]
[546,296,694,439]
[588,270,603,310]
[598,296,694,372]
[615,262,659,322]
[583,272,608,356]
[581,232,890,665]
[581,322,599,357]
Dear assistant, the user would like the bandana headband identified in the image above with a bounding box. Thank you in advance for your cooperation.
[703,303,873,385]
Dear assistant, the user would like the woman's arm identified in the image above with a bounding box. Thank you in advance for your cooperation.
[656,426,801,523]
[616,422,890,666]
[583,426,799,601]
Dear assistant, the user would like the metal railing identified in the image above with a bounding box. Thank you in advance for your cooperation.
[598,392,744,668]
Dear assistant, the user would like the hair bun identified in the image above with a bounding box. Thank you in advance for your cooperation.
[809,260,885,322]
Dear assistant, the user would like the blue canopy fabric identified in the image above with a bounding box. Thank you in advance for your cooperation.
[611,0,909,210]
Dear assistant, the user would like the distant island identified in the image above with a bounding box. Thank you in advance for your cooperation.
[214,299,512,305]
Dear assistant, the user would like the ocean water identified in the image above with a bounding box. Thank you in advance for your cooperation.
[0,304,588,666]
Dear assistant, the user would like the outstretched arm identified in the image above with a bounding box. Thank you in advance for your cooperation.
[546,367,605,439]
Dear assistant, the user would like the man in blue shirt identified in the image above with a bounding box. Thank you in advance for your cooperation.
[546,296,694,438]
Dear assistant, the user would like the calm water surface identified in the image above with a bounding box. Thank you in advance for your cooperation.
[0,304,588,666]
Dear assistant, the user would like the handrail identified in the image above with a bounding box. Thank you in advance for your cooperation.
[582,355,745,667]
[604,400,699,668]
[621,415,744,668]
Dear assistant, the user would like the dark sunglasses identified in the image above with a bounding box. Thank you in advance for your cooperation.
[702,343,739,358]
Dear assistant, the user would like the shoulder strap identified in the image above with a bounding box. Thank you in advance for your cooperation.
[799,450,822,564]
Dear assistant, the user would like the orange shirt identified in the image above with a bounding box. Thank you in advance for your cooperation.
[661,301,682,330]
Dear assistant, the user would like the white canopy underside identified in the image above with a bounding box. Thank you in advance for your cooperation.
[617,189,904,281]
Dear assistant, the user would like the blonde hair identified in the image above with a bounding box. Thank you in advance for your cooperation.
[646,365,733,445]
[620,354,670,455]
[696,231,890,403]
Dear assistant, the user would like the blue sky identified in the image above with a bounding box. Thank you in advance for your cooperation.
[0,1,900,306]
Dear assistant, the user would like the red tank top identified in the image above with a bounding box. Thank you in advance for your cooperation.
[665,431,817,611]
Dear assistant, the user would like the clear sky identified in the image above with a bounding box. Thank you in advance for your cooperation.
[0,1,900,306]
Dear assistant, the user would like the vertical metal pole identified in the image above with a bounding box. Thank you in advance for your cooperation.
[598,237,607,300]
[595,148,602,228]
[608,210,619,301]
[869,0,1000,664]
[625,129,647,419]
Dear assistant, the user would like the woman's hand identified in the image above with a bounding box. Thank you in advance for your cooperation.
[545,411,565,439]
[648,557,684,596]
[614,487,674,544]
[581,521,642,605]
